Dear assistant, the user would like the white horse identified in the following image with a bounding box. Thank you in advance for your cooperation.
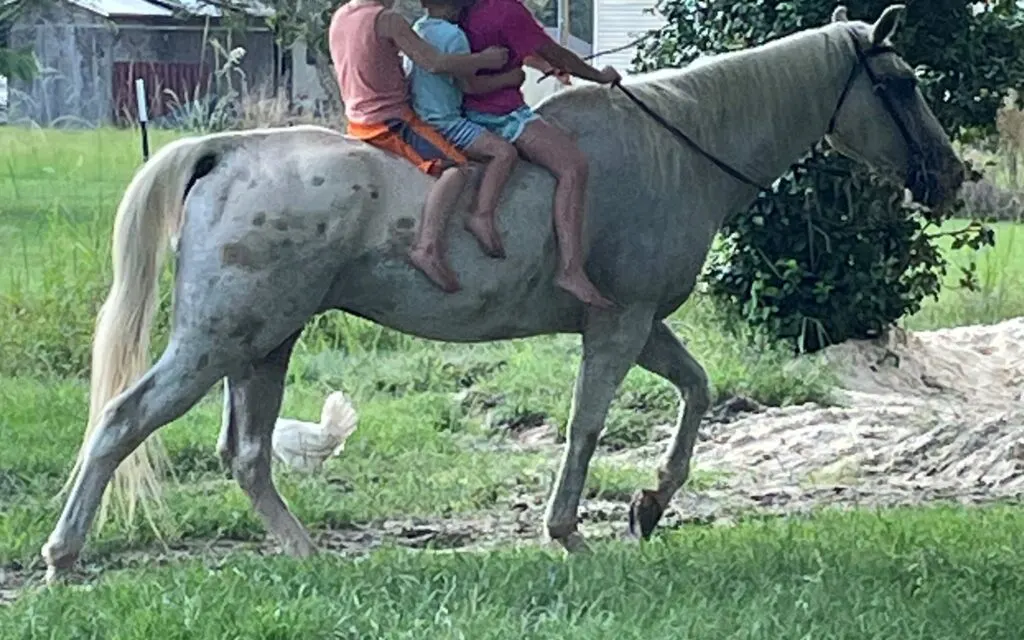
[42,4,964,580]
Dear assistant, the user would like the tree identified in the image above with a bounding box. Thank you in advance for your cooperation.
[632,2,1015,352]
[0,0,45,82]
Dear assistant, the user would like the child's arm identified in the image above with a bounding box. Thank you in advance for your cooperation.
[377,11,507,76]
[458,68,526,95]
[532,41,619,85]
[524,54,571,85]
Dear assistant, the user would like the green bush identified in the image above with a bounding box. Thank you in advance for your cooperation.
[633,1,1016,351]
[704,145,993,352]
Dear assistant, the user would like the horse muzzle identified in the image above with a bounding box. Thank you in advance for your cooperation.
[906,149,965,209]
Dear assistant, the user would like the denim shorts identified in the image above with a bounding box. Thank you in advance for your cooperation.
[465,105,541,144]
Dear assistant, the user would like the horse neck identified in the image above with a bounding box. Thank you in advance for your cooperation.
[652,26,855,223]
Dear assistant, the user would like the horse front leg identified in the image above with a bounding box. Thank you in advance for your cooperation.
[544,303,656,552]
[628,320,712,539]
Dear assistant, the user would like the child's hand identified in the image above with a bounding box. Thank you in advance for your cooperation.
[478,46,509,70]
[597,66,622,85]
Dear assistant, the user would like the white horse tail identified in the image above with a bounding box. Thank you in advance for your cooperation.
[65,133,225,533]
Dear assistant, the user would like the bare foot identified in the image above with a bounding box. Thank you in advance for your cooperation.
[409,245,461,293]
[464,214,506,259]
[555,271,615,309]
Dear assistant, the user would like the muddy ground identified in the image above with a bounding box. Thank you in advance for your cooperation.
[4,318,1022,605]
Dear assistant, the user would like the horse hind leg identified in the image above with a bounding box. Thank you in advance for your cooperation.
[41,347,227,578]
[628,320,712,539]
[218,332,316,558]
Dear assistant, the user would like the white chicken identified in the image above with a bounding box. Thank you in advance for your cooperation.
[271,391,359,473]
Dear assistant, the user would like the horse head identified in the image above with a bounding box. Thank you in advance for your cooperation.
[824,4,964,209]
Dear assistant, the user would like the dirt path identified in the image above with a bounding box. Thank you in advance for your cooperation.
[5,318,1022,605]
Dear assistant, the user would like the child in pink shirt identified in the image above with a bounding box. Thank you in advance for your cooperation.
[459,0,621,309]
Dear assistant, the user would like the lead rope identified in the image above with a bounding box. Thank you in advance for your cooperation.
[539,33,773,192]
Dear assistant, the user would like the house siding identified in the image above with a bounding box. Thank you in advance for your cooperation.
[591,0,666,72]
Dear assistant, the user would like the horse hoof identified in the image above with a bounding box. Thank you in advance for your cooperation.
[41,539,79,585]
[627,489,665,540]
[558,531,593,555]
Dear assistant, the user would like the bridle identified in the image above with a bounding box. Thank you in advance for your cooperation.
[609,28,923,193]
[826,30,922,161]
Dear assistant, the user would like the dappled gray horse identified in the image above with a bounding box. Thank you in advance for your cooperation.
[42,4,964,580]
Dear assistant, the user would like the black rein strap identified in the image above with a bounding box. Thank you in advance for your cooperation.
[584,29,915,193]
[613,83,772,192]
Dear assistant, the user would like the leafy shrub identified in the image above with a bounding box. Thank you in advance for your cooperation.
[633,1,1015,351]
[704,145,993,352]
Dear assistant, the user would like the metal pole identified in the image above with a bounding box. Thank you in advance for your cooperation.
[135,77,150,162]
[557,0,571,46]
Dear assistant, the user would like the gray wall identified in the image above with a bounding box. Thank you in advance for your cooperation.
[9,2,114,126]
[9,1,277,126]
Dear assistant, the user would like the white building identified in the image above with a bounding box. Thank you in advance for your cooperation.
[524,0,667,107]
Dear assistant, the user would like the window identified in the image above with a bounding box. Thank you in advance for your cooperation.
[529,0,593,45]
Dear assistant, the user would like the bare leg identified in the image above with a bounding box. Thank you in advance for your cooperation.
[462,130,519,258]
[41,350,225,579]
[544,304,655,551]
[409,165,471,293]
[515,119,615,310]
[221,333,316,557]
[628,320,712,539]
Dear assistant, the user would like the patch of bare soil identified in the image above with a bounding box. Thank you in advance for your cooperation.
[606,317,1024,520]
[5,319,1022,605]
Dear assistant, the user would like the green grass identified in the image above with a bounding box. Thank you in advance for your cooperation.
[1,125,1023,637]
[6,506,1024,638]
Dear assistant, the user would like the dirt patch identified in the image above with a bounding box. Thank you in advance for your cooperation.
[5,319,1022,605]
[609,317,1024,507]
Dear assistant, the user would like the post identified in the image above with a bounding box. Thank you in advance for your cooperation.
[556,0,571,46]
[135,77,150,162]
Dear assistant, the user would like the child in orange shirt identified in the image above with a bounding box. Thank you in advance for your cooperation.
[329,0,508,292]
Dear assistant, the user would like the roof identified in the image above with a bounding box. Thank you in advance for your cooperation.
[67,0,173,16]
[65,0,272,18]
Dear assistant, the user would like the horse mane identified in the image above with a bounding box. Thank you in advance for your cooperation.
[536,21,865,196]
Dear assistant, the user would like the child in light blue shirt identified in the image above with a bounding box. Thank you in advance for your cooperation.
[406,0,524,259]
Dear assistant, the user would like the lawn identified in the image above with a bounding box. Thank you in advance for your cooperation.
[1,126,1023,637]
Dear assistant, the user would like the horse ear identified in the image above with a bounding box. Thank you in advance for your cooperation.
[831,5,849,23]
[870,4,906,45]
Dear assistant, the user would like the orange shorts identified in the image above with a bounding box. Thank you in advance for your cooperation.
[346,111,468,178]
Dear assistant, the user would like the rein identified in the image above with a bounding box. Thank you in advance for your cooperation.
[553,29,919,193]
